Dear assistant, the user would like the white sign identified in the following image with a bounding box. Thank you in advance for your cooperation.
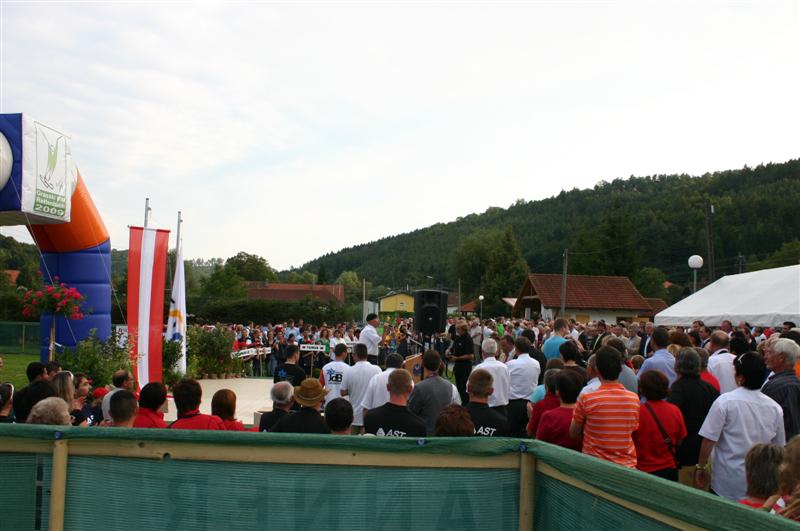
[20,115,77,223]
[299,344,326,352]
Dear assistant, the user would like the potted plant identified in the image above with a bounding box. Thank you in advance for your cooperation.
[22,276,86,361]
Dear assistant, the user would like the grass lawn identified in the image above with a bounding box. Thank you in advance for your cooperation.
[0,353,38,389]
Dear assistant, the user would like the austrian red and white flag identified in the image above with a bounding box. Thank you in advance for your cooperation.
[127,226,170,386]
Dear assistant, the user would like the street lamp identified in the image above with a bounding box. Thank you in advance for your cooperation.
[688,255,704,294]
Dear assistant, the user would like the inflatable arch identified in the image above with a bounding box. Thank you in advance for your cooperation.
[0,114,111,362]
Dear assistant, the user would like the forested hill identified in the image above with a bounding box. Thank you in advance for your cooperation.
[301,159,800,293]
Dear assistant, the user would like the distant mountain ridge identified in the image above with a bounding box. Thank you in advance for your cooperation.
[300,159,800,289]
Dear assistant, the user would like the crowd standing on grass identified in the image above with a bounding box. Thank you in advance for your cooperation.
[3,314,800,520]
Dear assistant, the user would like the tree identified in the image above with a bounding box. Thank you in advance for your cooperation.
[336,271,362,304]
[199,265,246,300]
[225,252,277,282]
[450,229,503,300]
[481,227,529,316]
[317,264,329,284]
[632,267,669,300]
[748,240,800,271]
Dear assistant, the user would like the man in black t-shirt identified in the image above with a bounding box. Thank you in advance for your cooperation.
[273,345,307,386]
[364,369,425,438]
[273,345,307,411]
[465,369,509,437]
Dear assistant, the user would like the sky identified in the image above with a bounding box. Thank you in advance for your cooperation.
[0,1,798,271]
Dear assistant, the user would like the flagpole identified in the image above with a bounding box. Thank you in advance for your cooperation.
[144,198,151,228]
[175,211,182,253]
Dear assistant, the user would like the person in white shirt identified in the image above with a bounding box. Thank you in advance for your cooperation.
[578,355,601,396]
[707,331,737,393]
[473,338,510,413]
[361,353,405,415]
[358,313,383,364]
[320,344,350,406]
[506,335,541,437]
[340,343,381,433]
[696,352,785,500]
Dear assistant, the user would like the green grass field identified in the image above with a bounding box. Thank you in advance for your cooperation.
[0,353,38,389]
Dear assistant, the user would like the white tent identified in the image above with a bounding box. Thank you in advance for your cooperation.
[655,265,800,327]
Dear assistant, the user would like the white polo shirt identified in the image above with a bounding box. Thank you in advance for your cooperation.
[359,324,382,357]
[361,367,398,412]
[341,360,381,426]
[473,357,510,407]
[320,360,350,405]
[507,353,540,400]
[699,387,785,500]
[707,349,737,394]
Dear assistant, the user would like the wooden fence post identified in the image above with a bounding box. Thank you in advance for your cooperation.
[519,452,535,531]
[49,439,69,531]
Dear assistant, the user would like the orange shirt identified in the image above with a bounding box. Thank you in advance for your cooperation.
[573,382,640,468]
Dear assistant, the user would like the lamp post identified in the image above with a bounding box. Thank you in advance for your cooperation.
[688,255,704,294]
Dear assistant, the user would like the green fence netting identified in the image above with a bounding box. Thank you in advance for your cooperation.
[0,321,40,354]
[1,424,799,531]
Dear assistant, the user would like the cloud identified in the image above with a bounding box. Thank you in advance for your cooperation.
[1,2,798,269]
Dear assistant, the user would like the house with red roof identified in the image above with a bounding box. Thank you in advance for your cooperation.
[512,273,652,323]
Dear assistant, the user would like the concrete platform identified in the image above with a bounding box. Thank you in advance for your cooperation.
[164,377,274,426]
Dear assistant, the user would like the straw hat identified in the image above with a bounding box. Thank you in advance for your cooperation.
[293,378,329,407]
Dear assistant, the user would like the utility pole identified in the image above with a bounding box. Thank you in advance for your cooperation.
[458,278,462,316]
[560,249,568,317]
[362,278,367,322]
[704,199,716,282]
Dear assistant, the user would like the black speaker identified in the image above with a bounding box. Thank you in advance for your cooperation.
[413,289,448,336]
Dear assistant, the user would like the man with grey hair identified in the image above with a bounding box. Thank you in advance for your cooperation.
[473,338,510,413]
[26,397,71,426]
[258,381,294,432]
[762,338,800,439]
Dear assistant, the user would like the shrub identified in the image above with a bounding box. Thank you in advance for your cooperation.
[186,325,239,376]
[57,328,131,387]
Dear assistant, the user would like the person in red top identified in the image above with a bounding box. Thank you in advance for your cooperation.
[696,348,721,392]
[169,378,225,430]
[570,346,640,468]
[537,370,583,451]
[132,382,168,429]
[212,388,253,431]
[633,370,687,480]
[527,369,561,436]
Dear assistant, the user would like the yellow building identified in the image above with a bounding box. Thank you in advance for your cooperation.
[379,291,414,318]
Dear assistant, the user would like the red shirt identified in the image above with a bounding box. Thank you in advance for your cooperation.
[221,419,246,431]
[633,400,687,473]
[700,370,721,393]
[528,393,560,436]
[536,407,581,451]
[169,410,225,430]
[132,407,167,429]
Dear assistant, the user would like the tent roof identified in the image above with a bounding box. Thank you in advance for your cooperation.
[655,265,800,327]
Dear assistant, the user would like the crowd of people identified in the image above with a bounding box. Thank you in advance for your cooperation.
[2,313,800,520]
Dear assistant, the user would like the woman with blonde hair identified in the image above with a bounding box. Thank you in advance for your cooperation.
[51,372,87,426]
[767,436,800,519]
